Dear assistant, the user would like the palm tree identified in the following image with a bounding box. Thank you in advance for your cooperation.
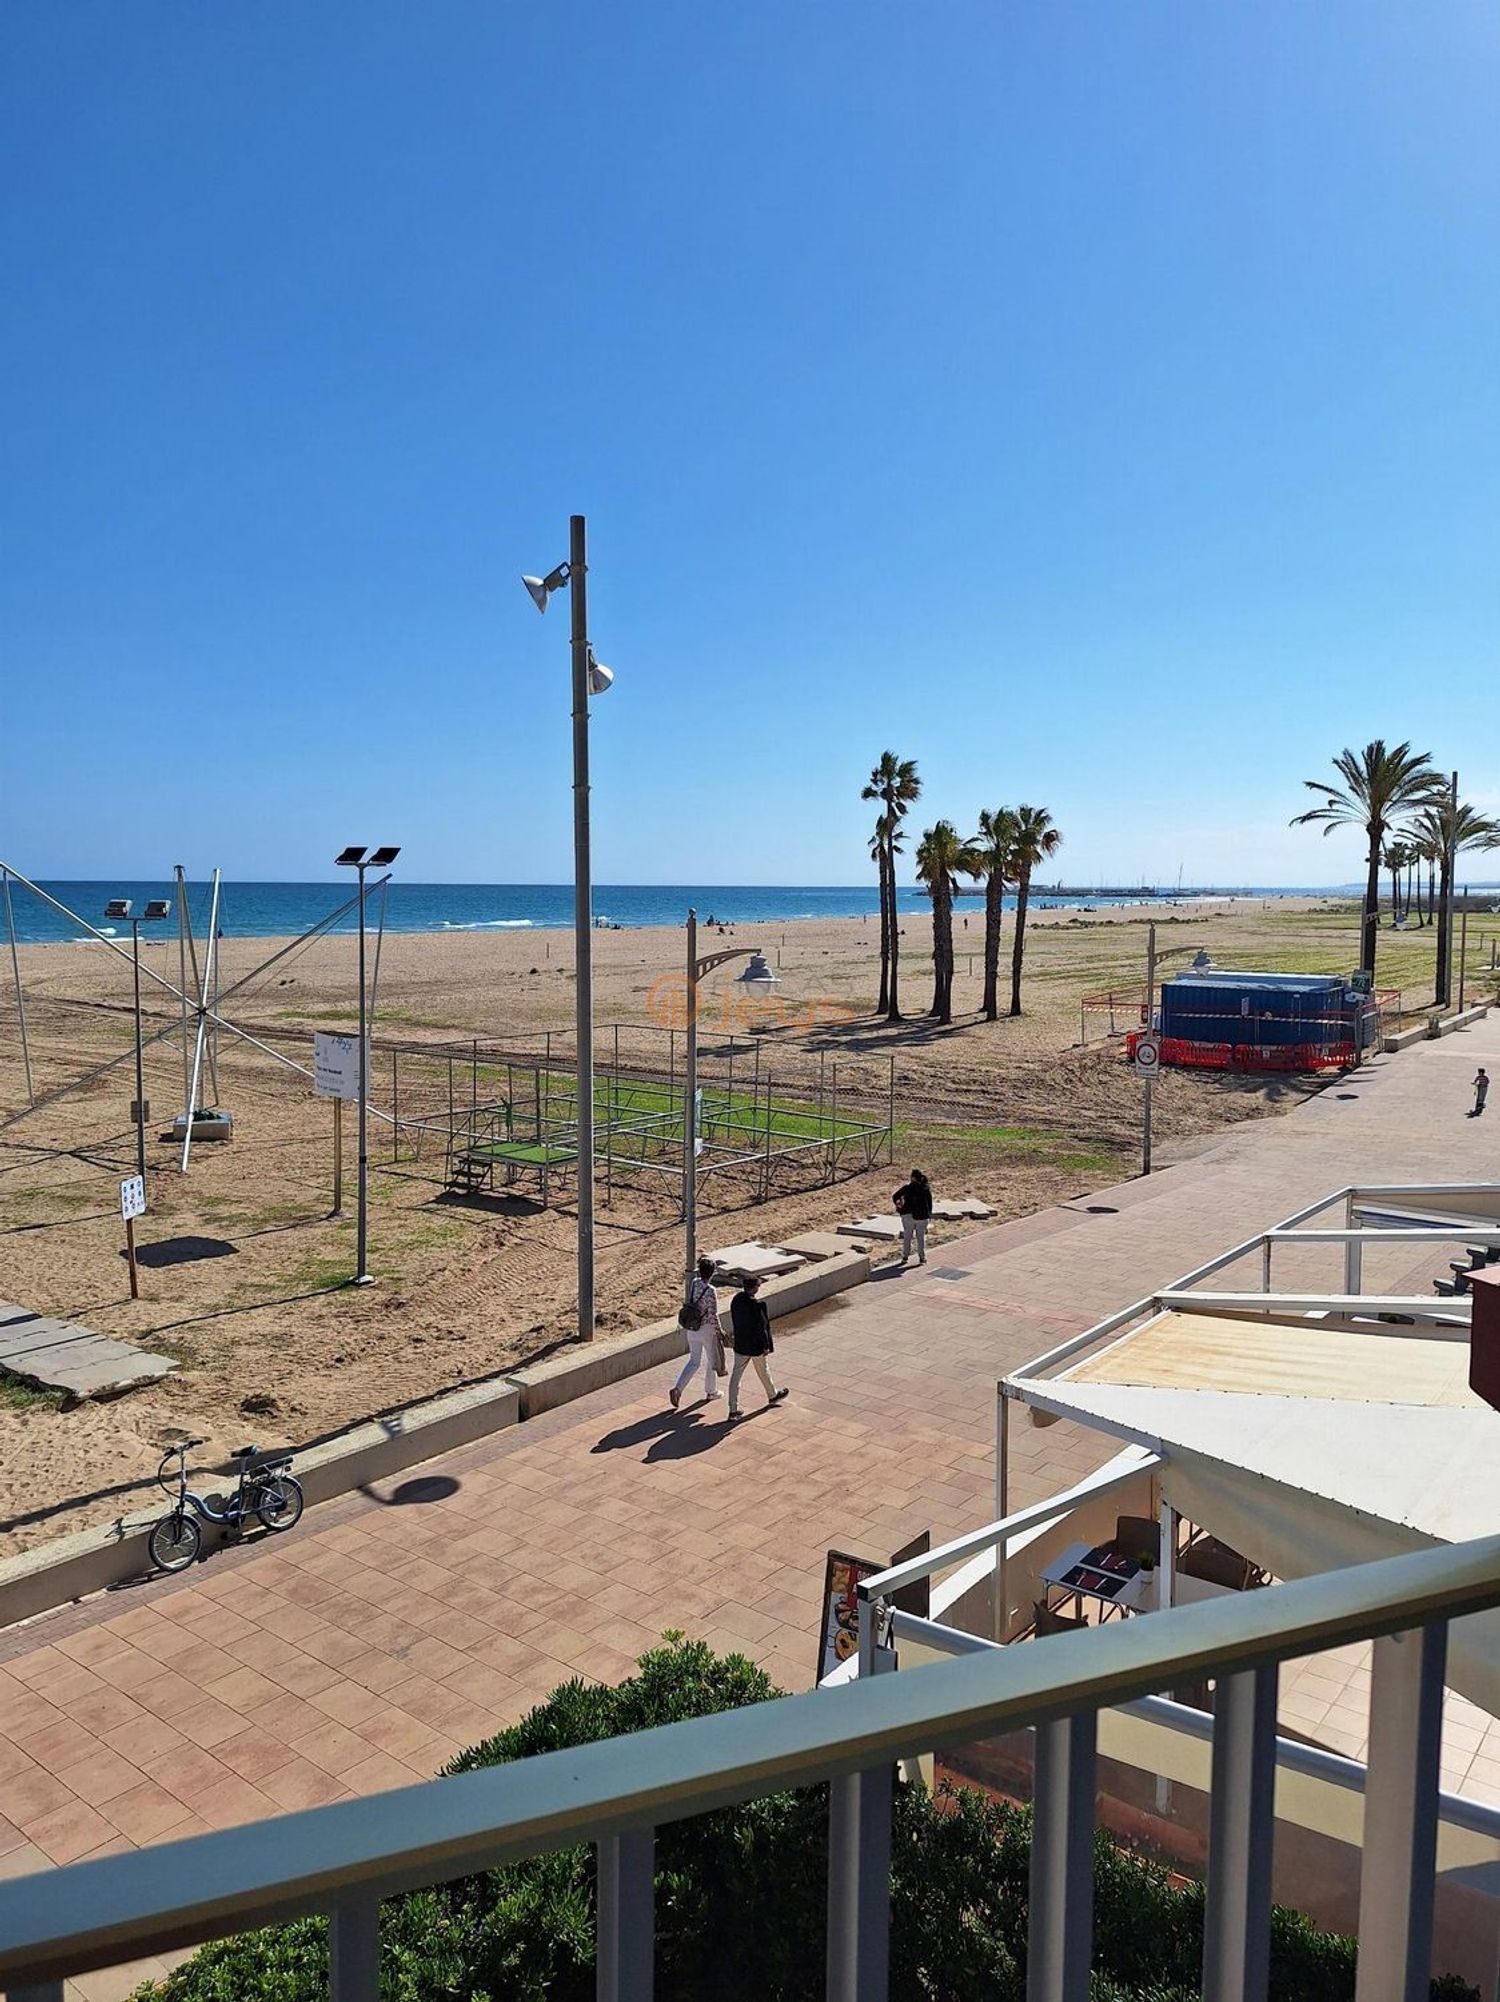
[970,807,1017,1022]
[1291,742,1441,978]
[1007,804,1063,1017]
[866,818,893,1015]
[1407,798,1500,1003]
[915,820,980,1024]
[861,753,922,1020]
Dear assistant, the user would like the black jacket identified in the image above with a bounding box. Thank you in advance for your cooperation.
[730,1290,774,1356]
[894,1178,933,1221]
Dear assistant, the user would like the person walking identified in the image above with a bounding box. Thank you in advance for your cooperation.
[727,1273,788,1424]
[893,1167,934,1267]
[1473,1068,1490,1118]
[670,1256,725,1408]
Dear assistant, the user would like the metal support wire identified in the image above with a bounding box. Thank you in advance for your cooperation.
[2,871,34,1105]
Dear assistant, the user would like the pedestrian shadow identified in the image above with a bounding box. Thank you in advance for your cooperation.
[591,1406,728,1459]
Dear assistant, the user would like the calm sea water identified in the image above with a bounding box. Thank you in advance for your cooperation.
[4,880,1324,946]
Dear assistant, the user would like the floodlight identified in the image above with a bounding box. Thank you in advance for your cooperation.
[368,846,401,868]
[736,952,778,994]
[522,562,570,615]
[587,654,614,697]
[143,900,171,921]
[335,846,368,867]
[104,899,132,920]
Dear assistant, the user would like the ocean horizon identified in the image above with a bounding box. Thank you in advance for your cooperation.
[0,879,1363,947]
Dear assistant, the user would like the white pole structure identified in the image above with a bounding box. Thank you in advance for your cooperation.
[174,867,191,1117]
[2,870,34,1106]
[681,910,770,1291]
[567,514,597,1341]
[180,871,222,1173]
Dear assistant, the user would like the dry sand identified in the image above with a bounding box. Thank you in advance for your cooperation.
[0,893,1444,1558]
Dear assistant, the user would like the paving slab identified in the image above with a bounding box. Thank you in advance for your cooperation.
[932,1197,996,1220]
[779,1232,855,1262]
[837,1216,903,1241]
[0,1303,176,1402]
[707,1243,806,1279]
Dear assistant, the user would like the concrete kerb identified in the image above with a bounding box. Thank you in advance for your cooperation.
[1384,1002,1490,1054]
[0,1249,871,1633]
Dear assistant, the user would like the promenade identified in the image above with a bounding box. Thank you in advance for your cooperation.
[3,1012,1499,1998]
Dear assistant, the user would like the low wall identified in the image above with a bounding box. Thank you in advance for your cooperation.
[505,1250,868,1418]
[0,1250,870,1633]
[1384,1001,1490,1053]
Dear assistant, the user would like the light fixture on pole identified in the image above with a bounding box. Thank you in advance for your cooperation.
[523,516,614,1342]
[681,912,779,1292]
[105,897,171,1191]
[334,844,401,1285]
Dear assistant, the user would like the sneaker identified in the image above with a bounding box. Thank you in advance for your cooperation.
[728,1410,745,1424]
[770,1387,789,1405]
[668,1386,681,1410]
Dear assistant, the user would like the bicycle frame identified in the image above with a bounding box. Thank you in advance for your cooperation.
[163,1449,292,1529]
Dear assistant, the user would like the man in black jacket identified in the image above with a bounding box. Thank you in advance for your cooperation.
[727,1273,789,1423]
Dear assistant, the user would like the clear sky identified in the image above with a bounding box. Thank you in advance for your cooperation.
[2,2,1497,887]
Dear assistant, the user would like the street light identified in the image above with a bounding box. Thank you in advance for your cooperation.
[104,897,171,1190]
[523,515,614,1342]
[682,910,778,1291]
[334,844,401,1285]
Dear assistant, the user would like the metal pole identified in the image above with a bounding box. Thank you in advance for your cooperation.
[333,1097,343,1215]
[131,919,146,1188]
[2,871,34,1105]
[994,1386,1010,1643]
[355,863,371,1284]
[1440,770,1458,1007]
[1459,902,1469,1012]
[684,908,698,1289]
[570,512,596,1341]
[1142,921,1156,1176]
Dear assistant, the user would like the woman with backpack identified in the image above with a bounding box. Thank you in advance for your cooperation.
[669,1255,725,1408]
[892,1167,934,1267]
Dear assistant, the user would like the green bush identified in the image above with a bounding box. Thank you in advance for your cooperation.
[134,1637,1477,2002]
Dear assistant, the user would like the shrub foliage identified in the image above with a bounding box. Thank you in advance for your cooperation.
[134,1636,1476,2001]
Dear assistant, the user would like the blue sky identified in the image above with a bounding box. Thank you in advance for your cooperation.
[3,2,1497,886]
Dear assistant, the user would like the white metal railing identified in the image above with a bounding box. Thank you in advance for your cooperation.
[2,1539,1500,2002]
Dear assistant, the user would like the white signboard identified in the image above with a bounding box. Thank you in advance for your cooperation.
[314,1032,367,1102]
[1134,1034,1162,1076]
[120,1174,146,1222]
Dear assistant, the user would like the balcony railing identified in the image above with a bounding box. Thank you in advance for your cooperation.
[2,1536,1499,2002]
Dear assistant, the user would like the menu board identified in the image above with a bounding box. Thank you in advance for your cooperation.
[817,1550,881,1684]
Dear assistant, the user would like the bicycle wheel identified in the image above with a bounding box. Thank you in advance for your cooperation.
[255,1474,304,1533]
[149,1511,201,1573]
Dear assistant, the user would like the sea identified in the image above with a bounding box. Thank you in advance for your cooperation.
[3,880,1334,946]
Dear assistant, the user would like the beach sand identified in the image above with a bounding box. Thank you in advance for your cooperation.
[0,892,1438,1556]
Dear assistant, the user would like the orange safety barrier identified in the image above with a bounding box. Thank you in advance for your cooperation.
[1126,1032,1356,1074]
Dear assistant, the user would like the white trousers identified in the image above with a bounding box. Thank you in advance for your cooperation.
[673,1331,720,1402]
[728,1352,777,1412]
[901,1215,928,1263]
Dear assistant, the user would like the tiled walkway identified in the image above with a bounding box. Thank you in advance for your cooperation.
[4,1011,1500,1995]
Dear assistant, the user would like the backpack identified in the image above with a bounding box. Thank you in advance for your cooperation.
[678,1279,706,1332]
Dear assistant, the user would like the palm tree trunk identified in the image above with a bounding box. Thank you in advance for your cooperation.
[1009,868,1032,1016]
[1360,835,1380,978]
[1428,859,1436,929]
[1436,852,1454,1005]
[886,830,902,1021]
[982,872,1002,1020]
[931,880,954,1023]
[1389,861,1399,925]
[875,847,890,1016]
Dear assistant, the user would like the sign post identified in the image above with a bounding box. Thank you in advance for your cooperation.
[314,1033,363,1225]
[120,1174,146,1299]
[1138,921,1160,1175]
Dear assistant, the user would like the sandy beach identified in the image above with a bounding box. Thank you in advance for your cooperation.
[0,891,1451,1556]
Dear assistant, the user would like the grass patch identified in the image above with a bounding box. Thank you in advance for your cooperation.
[897,1120,1123,1181]
[0,1370,69,1412]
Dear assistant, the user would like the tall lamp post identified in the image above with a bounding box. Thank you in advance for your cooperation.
[334,845,401,1285]
[104,897,171,1191]
[682,908,777,1289]
[523,516,615,1341]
